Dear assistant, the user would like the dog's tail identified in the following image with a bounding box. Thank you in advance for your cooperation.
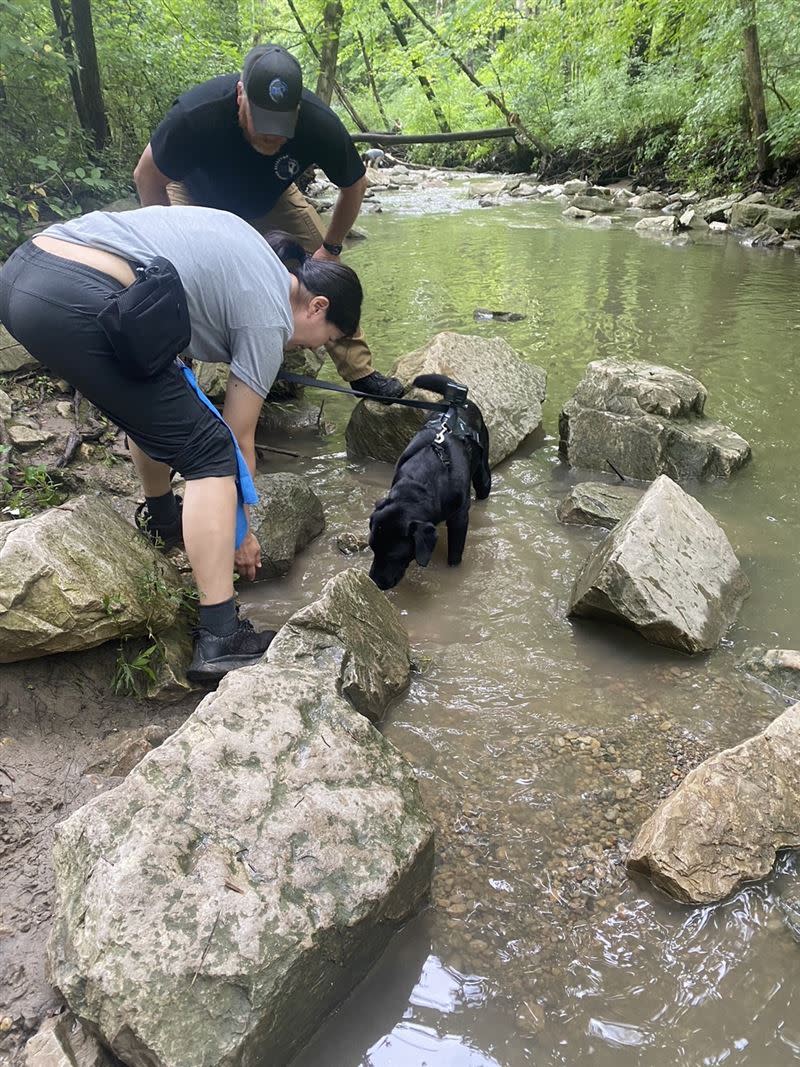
[412,373,462,397]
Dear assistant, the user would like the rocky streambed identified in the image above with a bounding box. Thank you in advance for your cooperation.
[2,168,800,1066]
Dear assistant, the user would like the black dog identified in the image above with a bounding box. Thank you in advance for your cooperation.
[368,374,492,590]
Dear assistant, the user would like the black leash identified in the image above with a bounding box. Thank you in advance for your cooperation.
[276,370,457,413]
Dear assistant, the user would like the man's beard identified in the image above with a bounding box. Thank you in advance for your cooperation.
[237,104,280,156]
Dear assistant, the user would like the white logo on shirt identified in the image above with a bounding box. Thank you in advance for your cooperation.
[274,155,300,182]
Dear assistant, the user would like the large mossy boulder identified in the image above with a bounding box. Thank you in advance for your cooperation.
[568,475,749,653]
[249,472,325,580]
[730,201,800,234]
[268,568,411,721]
[48,663,434,1067]
[559,359,751,481]
[0,495,184,662]
[627,703,800,904]
[345,332,547,468]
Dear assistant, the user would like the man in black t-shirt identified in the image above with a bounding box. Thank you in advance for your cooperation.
[133,45,402,399]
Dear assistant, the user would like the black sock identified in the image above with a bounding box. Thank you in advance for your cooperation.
[145,491,179,530]
[199,597,238,637]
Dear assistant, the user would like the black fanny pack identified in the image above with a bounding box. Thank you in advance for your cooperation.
[96,256,191,379]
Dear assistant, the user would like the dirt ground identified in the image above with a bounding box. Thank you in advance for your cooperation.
[0,645,200,1065]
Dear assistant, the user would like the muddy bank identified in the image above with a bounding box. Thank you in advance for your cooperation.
[0,646,200,1061]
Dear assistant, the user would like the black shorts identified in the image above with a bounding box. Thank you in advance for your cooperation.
[0,241,237,480]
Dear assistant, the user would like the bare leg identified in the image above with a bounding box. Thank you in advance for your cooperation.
[129,440,172,497]
[182,476,237,605]
[129,425,237,604]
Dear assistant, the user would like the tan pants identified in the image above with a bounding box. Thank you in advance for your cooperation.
[166,181,373,381]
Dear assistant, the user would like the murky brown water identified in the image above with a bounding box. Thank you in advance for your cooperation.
[249,182,800,1065]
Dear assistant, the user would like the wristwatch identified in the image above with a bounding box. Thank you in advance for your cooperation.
[322,240,343,256]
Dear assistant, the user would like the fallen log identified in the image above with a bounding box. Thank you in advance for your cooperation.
[352,127,517,146]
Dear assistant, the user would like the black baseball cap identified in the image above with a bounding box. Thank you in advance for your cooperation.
[242,45,303,138]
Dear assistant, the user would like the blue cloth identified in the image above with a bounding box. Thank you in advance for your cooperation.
[181,364,258,549]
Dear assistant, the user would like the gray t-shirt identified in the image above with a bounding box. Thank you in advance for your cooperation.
[43,205,293,398]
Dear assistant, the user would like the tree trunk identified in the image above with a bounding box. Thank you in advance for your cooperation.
[741,0,772,178]
[315,0,343,106]
[357,29,391,129]
[69,0,108,150]
[378,0,451,133]
[284,0,369,130]
[49,0,90,132]
[396,0,548,155]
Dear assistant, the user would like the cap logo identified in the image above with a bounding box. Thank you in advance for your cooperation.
[268,77,289,103]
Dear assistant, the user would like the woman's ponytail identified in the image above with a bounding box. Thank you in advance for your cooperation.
[265,229,363,338]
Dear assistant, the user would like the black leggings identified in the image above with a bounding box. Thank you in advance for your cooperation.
[0,241,237,480]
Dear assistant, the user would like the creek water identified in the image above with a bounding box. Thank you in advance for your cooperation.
[247,180,800,1065]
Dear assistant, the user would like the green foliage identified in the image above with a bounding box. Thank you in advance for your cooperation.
[111,637,160,696]
[112,566,198,695]
[1,0,798,255]
[0,450,67,517]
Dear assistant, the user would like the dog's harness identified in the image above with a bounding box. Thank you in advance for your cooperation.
[429,407,483,468]
[276,370,482,468]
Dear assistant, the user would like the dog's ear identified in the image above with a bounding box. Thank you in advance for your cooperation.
[409,520,438,566]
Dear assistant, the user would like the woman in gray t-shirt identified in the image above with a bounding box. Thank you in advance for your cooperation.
[0,205,363,683]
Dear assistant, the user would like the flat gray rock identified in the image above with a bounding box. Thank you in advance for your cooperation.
[49,663,434,1067]
[568,475,749,652]
[24,1013,114,1067]
[268,568,411,721]
[571,194,615,213]
[628,703,800,903]
[556,481,646,528]
[630,191,668,209]
[634,215,678,237]
[345,331,546,468]
[559,359,751,481]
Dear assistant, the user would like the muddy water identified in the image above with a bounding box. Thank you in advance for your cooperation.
[244,184,800,1065]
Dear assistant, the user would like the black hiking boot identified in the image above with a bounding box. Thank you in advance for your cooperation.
[134,496,184,552]
[186,617,276,684]
[350,371,404,402]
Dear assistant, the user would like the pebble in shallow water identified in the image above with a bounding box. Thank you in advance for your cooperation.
[414,690,735,1010]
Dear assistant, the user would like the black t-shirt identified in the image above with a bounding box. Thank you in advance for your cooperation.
[150,75,365,218]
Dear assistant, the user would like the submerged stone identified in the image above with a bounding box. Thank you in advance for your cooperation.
[741,648,800,705]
